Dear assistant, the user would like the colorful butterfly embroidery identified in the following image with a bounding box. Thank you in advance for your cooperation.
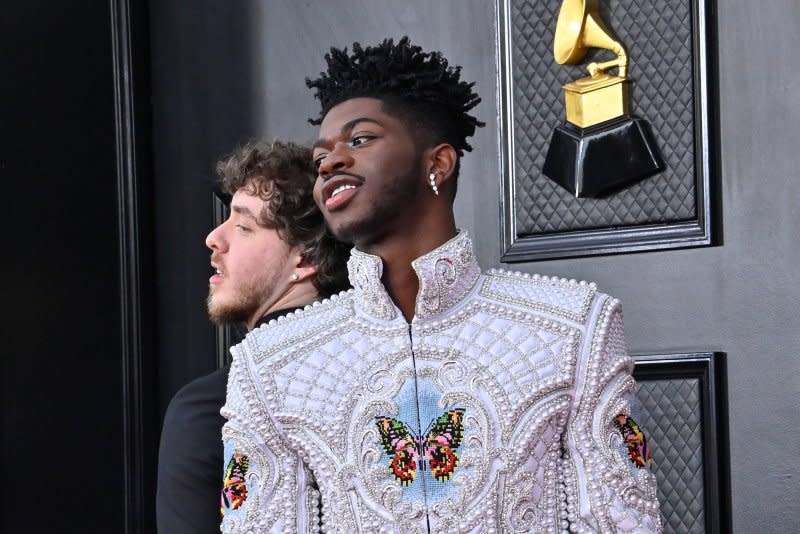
[614,414,653,468]
[220,452,249,517]
[375,408,466,485]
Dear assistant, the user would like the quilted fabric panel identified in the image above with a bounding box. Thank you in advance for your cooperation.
[507,0,697,234]
[270,326,409,415]
[636,377,705,534]
[479,271,596,323]
[427,310,573,400]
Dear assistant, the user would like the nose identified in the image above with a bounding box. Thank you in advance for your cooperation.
[318,143,354,179]
[205,223,227,252]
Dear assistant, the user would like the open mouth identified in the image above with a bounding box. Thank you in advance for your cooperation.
[322,175,364,210]
[210,263,224,284]
[331,183,357,197]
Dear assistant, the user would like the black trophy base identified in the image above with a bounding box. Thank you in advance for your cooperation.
[542,115,664,198]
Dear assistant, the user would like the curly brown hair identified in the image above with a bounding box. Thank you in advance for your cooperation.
[216,139,350,297]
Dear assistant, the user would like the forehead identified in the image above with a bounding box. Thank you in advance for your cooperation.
[317,97,405,140]
[230,188,268,215]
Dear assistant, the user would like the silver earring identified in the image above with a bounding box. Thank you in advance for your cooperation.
[290,274,300,282]
[429,173,439,196]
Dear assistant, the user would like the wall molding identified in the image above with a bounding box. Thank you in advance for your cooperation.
[633,352,731,533]
[111,0,155,531]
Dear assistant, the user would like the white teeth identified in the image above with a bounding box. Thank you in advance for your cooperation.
[215,269,222,275]
[331,184,357,198]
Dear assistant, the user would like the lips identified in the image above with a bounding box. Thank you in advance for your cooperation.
[209,261,224,285]
[321,175,364,211]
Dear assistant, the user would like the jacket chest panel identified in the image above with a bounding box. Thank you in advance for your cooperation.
[268,304,582,530]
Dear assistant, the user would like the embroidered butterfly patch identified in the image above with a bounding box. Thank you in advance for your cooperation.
[375,408,466,485]
[220,452,249,517]
[613,414,653,468]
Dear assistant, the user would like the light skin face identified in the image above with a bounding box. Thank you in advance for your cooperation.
[205,188,318,330]
[312,97,459,321]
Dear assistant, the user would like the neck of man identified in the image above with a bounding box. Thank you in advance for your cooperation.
[245,280,320,331]
[360,210,458,323]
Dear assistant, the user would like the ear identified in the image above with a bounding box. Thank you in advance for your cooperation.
[424,143,458,189]
[289,249,319,283]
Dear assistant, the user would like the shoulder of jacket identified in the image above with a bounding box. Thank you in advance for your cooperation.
[479,268,601,324]
[233,289,356,366]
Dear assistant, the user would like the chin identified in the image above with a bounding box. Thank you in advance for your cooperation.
[207,296,248,325]
[328,225,356,245]
[330,218,378,247]
[206,299,227,325]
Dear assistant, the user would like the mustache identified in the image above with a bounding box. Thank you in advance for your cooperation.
[211,253,224,271]
[327,172,365,184]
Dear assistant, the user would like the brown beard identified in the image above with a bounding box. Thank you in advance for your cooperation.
[206,268,280,326]
[207,289,255,326]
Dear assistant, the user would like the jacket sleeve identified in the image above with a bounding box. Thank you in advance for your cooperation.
[561,296,662,533]
[220,351,314,533]
[157,370,228,534]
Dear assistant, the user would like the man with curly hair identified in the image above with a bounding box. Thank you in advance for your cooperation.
[221,38,661,533]
[157,140,350,534]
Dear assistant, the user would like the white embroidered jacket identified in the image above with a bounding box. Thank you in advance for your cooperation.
[221,232,661,533]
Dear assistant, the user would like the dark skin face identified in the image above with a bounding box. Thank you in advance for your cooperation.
[312,97,425,249]
[312,97,459,321]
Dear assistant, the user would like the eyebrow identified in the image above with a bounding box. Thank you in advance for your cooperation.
[312,117,385,150]
[231,205,258,221]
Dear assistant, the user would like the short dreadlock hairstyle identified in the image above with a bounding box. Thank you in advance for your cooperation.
[305,37,485,196]
[216,139,350,297]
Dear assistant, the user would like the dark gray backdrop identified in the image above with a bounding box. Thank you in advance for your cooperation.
[150,1,800,531]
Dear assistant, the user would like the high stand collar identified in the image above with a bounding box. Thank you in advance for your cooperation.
[346,230,482,322]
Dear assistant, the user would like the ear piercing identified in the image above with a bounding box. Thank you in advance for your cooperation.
[291,274,300,282]
[429,173,439,196]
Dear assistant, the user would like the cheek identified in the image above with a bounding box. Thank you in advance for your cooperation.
[313,179,324,208]
[254,239,294,273]
[228,248,267,278]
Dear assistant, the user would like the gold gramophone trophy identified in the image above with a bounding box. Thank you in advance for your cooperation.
[542,0,663,198]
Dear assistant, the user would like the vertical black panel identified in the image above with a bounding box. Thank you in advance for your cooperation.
[0,1,125,532]
[112,0,157,532]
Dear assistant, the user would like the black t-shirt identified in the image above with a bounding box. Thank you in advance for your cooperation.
[156,308,299,534]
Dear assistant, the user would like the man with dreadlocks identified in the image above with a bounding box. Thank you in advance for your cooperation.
[220,37,662,533]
